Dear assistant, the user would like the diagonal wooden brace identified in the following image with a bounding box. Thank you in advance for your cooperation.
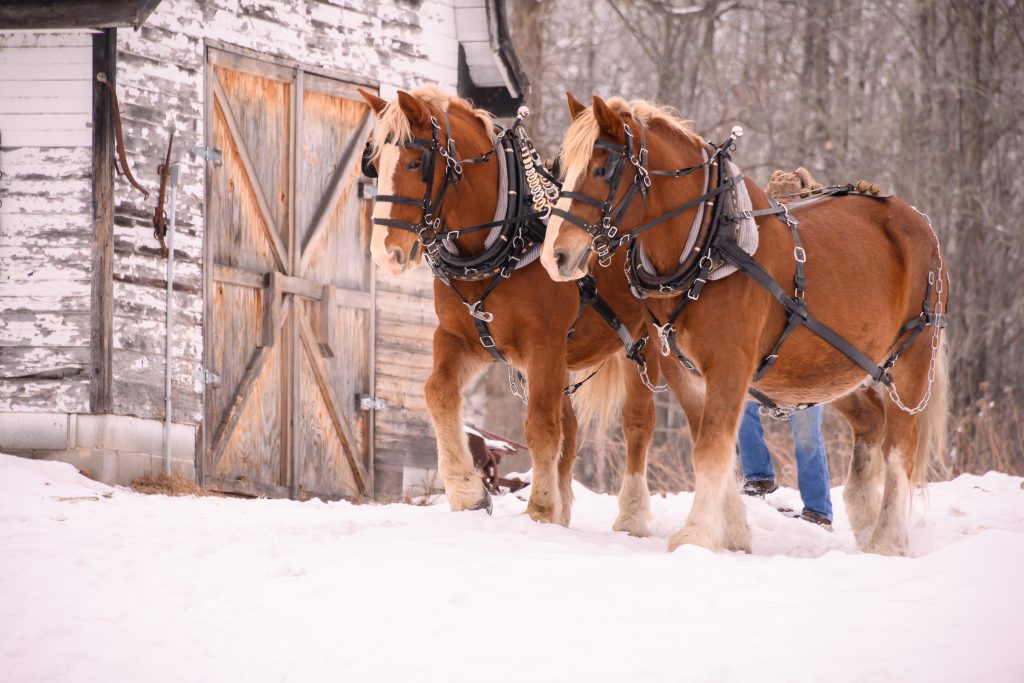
[317,285,336,358]
[259,271,282,347]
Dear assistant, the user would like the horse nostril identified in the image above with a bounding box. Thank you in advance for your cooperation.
[389,247,406,265]
[554,249,568,270]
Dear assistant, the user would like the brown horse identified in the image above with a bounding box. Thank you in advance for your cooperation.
[359,86,702,532]
[541,95,949,556]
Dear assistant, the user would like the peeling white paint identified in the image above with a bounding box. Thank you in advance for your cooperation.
[3,1,467,427]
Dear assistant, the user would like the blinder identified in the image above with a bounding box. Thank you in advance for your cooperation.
[360,139,377,178]
[601,145,626,185]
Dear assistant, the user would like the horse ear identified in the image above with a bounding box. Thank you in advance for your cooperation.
[397,90,429,128]
[592,95,623,139]
[566,92,587,120]
[358,89,388,116]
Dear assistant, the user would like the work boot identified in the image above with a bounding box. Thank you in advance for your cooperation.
[799,510,833,532]
[742,479,778,498]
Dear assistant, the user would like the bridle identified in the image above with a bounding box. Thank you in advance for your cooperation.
[551,117,948,417]
[364,102,671,400]
[550,122,741,271]
[365,112,496,272]
[365,110,559,287]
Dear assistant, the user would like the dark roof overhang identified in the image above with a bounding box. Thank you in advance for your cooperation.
[0,0,163,30]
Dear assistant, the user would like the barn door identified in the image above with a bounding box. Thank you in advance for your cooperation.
[203,47,375,500]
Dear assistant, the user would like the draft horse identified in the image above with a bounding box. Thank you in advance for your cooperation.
[359,86,702,532]
[541,95,949,555]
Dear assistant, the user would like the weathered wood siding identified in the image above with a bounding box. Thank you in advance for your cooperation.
[373,269,438,488]
[0,31,94,414]
[108,1,455,489]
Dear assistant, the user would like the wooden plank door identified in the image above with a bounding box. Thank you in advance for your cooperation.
[203,47,374,500]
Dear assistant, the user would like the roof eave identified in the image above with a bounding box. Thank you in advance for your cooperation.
[0,0,164,30]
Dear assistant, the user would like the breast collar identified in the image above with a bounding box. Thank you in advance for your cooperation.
[367,112,553,283]
[548,121,751,303]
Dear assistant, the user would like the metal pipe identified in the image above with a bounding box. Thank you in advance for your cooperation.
[163,162,180,476]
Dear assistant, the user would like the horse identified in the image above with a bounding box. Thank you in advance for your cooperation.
[540,94,949,556]
[358,86,703,532]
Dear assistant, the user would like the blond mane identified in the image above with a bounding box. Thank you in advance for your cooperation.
[560,98,703,179]
[371,84,495,155]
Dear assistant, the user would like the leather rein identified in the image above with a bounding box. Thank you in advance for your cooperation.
[553,120,948,416]
[365,109,654,398]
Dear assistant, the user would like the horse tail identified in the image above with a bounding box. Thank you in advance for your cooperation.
[913,332,949,488]
[571,353,627,436]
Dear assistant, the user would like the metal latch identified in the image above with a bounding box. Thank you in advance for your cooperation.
[192,146,223,166]
[359,394,387,411]
[192,368,222,387]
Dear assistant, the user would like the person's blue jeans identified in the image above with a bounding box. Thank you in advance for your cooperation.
[737,401,832,520]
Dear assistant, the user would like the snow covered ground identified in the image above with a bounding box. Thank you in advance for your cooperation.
[1,453,1022,682]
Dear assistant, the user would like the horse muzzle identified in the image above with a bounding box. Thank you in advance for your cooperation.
[542,244,589,281]
[374,246,412,276]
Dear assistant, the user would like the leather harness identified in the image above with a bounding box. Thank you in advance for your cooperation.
[553,122,948,417]
[364,110,652,398]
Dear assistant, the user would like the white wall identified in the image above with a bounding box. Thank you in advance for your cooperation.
[107,0,460,426]
[0,30,95,414]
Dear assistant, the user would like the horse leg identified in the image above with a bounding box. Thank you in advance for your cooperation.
[865,336,945,555]
[668,368,751,553]
[661,353,706,441]
[424,330,490,512]
[864,403,918,556]
[557,392,578,527]
[523,347,568,524]
[613,357,657,537]
[832,387,886,546]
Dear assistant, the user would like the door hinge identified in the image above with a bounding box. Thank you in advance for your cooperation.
[192,146,223,166]
[193,368,222,387]
[359,394,387,411]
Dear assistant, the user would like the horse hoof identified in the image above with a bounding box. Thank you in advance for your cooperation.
[864,539,906,556]
[526,499,558,524]
[612,515,650,538]
[667,527,718,553]
[469,490,493,515]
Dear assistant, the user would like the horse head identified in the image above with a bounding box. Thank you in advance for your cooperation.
[541,94,710,283]
[359,87,498,276]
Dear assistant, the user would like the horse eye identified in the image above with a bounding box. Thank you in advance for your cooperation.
[407,160,421,171]
[594,166,606,177]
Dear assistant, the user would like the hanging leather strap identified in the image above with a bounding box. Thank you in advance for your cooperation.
[96,72,149,200]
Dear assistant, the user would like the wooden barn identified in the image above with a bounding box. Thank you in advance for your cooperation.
[0,0,527,498]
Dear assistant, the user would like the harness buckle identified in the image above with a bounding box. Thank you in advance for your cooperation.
[443,229,460,247]
[626,335,647,363]
[688,277,706,301]
[794,246,807,263]
[465,301,494,322]
[479,335,496,349]
[499,254,521,279]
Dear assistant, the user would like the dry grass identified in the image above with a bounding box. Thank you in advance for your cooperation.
[949,390,1024,478]
[130,472,212,497]
[575,399,1024,495]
